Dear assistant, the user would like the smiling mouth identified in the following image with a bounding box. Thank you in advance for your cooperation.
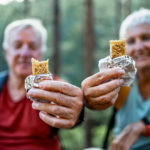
[134,55,149,61]
[18,62,31,66]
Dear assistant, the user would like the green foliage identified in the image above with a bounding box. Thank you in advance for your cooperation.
[60,125,85,150]
[59,124,108,150]
[92,125,107,147]
[0,0,150,149]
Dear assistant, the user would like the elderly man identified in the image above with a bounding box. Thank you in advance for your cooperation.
[0,19,83,150]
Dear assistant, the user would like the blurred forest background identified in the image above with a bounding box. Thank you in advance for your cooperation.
[0,0,150,149]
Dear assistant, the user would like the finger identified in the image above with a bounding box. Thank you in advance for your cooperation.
[85,89,119,110]
[39,80,82,97]
[90,88,120,104]
[82,68,125,88]
[39,111,75,128]
[32,101,74,119]
[117,129,137,149]
[86,95,119,110]
[117,126,132,139]
[109,140,122,150]
[109,142,118,150]
[28,88,77,108]
[109,146,118,150]
[119,142,130,150]
[84,79,123,97]
[112,93,119,103]
[28,88,73,107]
[114,128,134,150]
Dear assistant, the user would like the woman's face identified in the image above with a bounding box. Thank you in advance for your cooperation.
[126,24,150,71]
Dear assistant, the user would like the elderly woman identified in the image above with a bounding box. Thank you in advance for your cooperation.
[0,19,83,150]
[82,8,150,150]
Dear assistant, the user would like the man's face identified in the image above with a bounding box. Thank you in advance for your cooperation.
[126,24,150,71]
[5,27,42,78]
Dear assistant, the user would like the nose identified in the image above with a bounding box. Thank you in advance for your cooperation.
[134,39,145,52]
[20,44,30,57]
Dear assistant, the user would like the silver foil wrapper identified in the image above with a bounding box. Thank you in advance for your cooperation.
[98,55,137,86]
[25,74,53,102]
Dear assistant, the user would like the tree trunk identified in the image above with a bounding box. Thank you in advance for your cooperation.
[84,0,94,77]
[24,0,30,17]
[52,0,60,76]
[114,0,131,39]
[121,0,131,19]
[84,0,94,148]
[115,0,122,39]
[85,117,93,148]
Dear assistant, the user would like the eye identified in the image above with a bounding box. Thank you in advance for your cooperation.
[29,42,38,50]
[142,35,150,41]
[13,41,22,49]
[126,38,135,45]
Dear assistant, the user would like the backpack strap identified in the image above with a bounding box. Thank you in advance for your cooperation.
[102,86,130,149]
[115,86,130,110]
[0,71,8,93]
[102,107,117,149]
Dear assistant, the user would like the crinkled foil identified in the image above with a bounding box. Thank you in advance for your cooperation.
[98,55,137,86]
[25,74,53,102]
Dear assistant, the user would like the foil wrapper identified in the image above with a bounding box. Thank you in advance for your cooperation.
[98,55,137,86]
[25,74,53,103]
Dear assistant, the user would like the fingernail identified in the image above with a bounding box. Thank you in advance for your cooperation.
[112,94,118,103]
[39,111,46,118]
[28,90,34,97]
[32,102,39,109]
[118,69,125,75]
[116,87,120,92]
[119,79,124,84]
[33,83,39,88]
[39,82,44,89]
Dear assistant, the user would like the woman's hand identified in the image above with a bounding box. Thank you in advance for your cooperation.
[109,121,147,150]
[81,68,125,110]
[28,80,83,129]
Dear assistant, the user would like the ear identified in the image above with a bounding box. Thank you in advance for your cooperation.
[4,50,9,63]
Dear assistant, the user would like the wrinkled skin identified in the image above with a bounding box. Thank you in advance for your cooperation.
[82,68,125,110]
[6,27,83,128]
[109,24,150,149]
[5,27,42,78]
[6,27,42,102]
[126,24,150,72]
[109,121,146,150]
[82,23,150,149]
[28,80,83,129]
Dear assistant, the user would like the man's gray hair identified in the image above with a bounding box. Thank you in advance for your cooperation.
[120,8,150,38]
[3,18,47,52]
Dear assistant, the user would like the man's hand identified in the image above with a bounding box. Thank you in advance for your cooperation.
[109,121,147,150]
[81,68,125,110]
[28,80,83,129]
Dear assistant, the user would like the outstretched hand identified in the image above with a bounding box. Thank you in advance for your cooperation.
[28,80,83,129]
[82,68,125,110]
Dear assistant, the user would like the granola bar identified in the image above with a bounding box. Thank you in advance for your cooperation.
[110,39,126,59]
[31,58,49,75]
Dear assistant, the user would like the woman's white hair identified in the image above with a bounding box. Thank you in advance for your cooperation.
[120,8,150,38]
[3,18,47,52]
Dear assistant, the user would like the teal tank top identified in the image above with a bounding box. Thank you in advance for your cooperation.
[114,78,150,150]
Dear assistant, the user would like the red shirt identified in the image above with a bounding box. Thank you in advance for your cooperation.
[0,82,61,150]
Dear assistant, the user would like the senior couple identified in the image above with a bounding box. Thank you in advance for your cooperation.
[1,8,150,150]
